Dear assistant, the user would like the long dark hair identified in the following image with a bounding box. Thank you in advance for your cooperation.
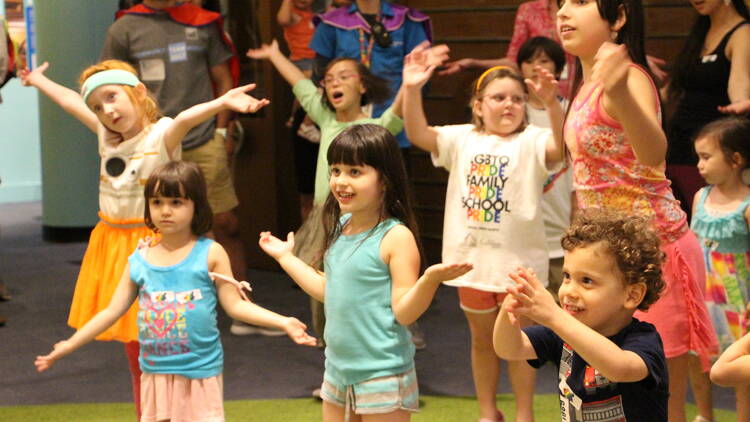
[667,0,750,105]
[563,0,657,129]
[319,58,392,111]
[321,124,422,259]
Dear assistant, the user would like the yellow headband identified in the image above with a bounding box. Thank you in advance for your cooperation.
[475,65,516,94]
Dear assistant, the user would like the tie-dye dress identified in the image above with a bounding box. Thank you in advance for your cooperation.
[691,186,750,351]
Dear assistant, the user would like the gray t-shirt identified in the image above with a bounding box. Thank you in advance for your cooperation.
[101,11,232,150]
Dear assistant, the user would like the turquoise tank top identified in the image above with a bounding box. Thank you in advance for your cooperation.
[323,216,415,385]
[691,186,750,254]
[129,237,222,379]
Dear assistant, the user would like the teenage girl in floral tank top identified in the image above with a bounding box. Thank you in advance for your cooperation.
[557,0,718,420]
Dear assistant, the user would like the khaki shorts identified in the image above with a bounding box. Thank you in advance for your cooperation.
[182,132,239,215]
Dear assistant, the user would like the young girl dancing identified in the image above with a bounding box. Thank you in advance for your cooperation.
[259,124,472,422]
[21,59,269,417]
[35,161,316,422]
[691,117,750,422]
[556,0,718,420]
[403,47,565,421]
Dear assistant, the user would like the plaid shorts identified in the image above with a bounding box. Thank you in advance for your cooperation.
[320,367,419,415]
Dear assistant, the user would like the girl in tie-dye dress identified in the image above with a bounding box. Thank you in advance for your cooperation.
[691,117,750,420]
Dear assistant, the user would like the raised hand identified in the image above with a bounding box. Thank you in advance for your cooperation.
[258,231,295,261]
[34,340,71,372]
[221,84,270,114]
[19,61,50,87]
[591,42,631,95]
[422,262,473,285]
[505,267,560,326]
[407,41,450,68]
[525,66,559,107]
[246,40,281,60]
[402,54,436,89]
[282,317,318,346]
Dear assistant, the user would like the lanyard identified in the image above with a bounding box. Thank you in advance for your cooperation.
[358,27,375,68]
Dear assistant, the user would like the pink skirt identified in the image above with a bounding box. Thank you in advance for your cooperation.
[140,373,224,422]
[634,230,718,371]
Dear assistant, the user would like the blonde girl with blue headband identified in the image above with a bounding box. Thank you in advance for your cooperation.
[403,53,564,422]
[21,59,268,418]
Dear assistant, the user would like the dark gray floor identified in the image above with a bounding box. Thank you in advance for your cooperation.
[0,201,735,411]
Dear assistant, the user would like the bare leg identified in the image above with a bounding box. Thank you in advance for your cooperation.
[736,384,750,422]
[668,354,689,422]
[687,354,713,421]
[323,401,361,422]
[464,310,501,421]
[508,360,536,422]
[363,411,411,421]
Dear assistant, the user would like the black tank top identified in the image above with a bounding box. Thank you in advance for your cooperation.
[667,21,749,165]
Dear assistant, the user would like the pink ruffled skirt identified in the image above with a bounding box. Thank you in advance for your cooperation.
[140,373,224,422]
[635,230,718,370]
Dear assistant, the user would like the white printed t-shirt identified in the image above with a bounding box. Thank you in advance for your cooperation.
[98,117,179,220]
[432,124,554,292]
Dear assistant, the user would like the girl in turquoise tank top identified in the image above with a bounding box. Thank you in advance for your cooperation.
[35,161,316,422]
[260,124,473,422]
[691,117,750,422]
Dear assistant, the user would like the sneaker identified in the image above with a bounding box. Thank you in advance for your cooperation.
[408,322,426,350]
[312,388,322,400]
[230,321,286,337]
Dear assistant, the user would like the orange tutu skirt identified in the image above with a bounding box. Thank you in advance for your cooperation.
[67,212,154,343]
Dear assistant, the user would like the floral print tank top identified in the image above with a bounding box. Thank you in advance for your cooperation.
[564,66,688,244]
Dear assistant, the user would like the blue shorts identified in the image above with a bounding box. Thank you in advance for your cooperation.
[320,367,420,415]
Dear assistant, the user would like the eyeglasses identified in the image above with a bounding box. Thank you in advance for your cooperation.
[322,71,360,86]
[482,93,527,105]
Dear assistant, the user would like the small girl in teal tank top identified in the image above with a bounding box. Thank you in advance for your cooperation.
[691,117,750,420]
[260,124,473,421]
[35,161,316,422]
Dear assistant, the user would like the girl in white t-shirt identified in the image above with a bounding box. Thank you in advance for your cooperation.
[403,48,564,422]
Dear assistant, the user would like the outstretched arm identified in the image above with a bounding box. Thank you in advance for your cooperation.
[209,243,317,346]
[402,46,441,154]
[711,333,750,386]
[34,264,138,372]
[163,84,269,154]
[594,43,666,167]
[20,62,99,133]
[247,40,307,87]
[276,0,298,26]
[384,225,473,325]
[507,268,649,383]
[493,295,537,360]
[525,66,564,166]
[258,231,326,302]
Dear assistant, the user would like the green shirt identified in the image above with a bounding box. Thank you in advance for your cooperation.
[293,79,404,204]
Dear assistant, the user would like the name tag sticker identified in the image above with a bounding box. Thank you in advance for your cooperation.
[169,42,188,63]
[702,54,718,63]
[139,59,165,81]
[185,27,198,40]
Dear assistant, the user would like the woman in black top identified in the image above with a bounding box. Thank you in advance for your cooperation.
[666,2,750,420]
[665,0,750,223]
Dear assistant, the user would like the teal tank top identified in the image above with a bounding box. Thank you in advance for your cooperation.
[691,186,750,254]
[129,237,222,379]
[323,216,415,385]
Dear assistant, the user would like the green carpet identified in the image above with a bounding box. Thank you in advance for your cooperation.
[0,395,737,421]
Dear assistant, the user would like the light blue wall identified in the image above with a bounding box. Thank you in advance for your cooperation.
[0,79,41,203]
[0,0,41,204]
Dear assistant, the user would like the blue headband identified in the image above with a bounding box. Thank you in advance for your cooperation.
[81,69,141,103]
